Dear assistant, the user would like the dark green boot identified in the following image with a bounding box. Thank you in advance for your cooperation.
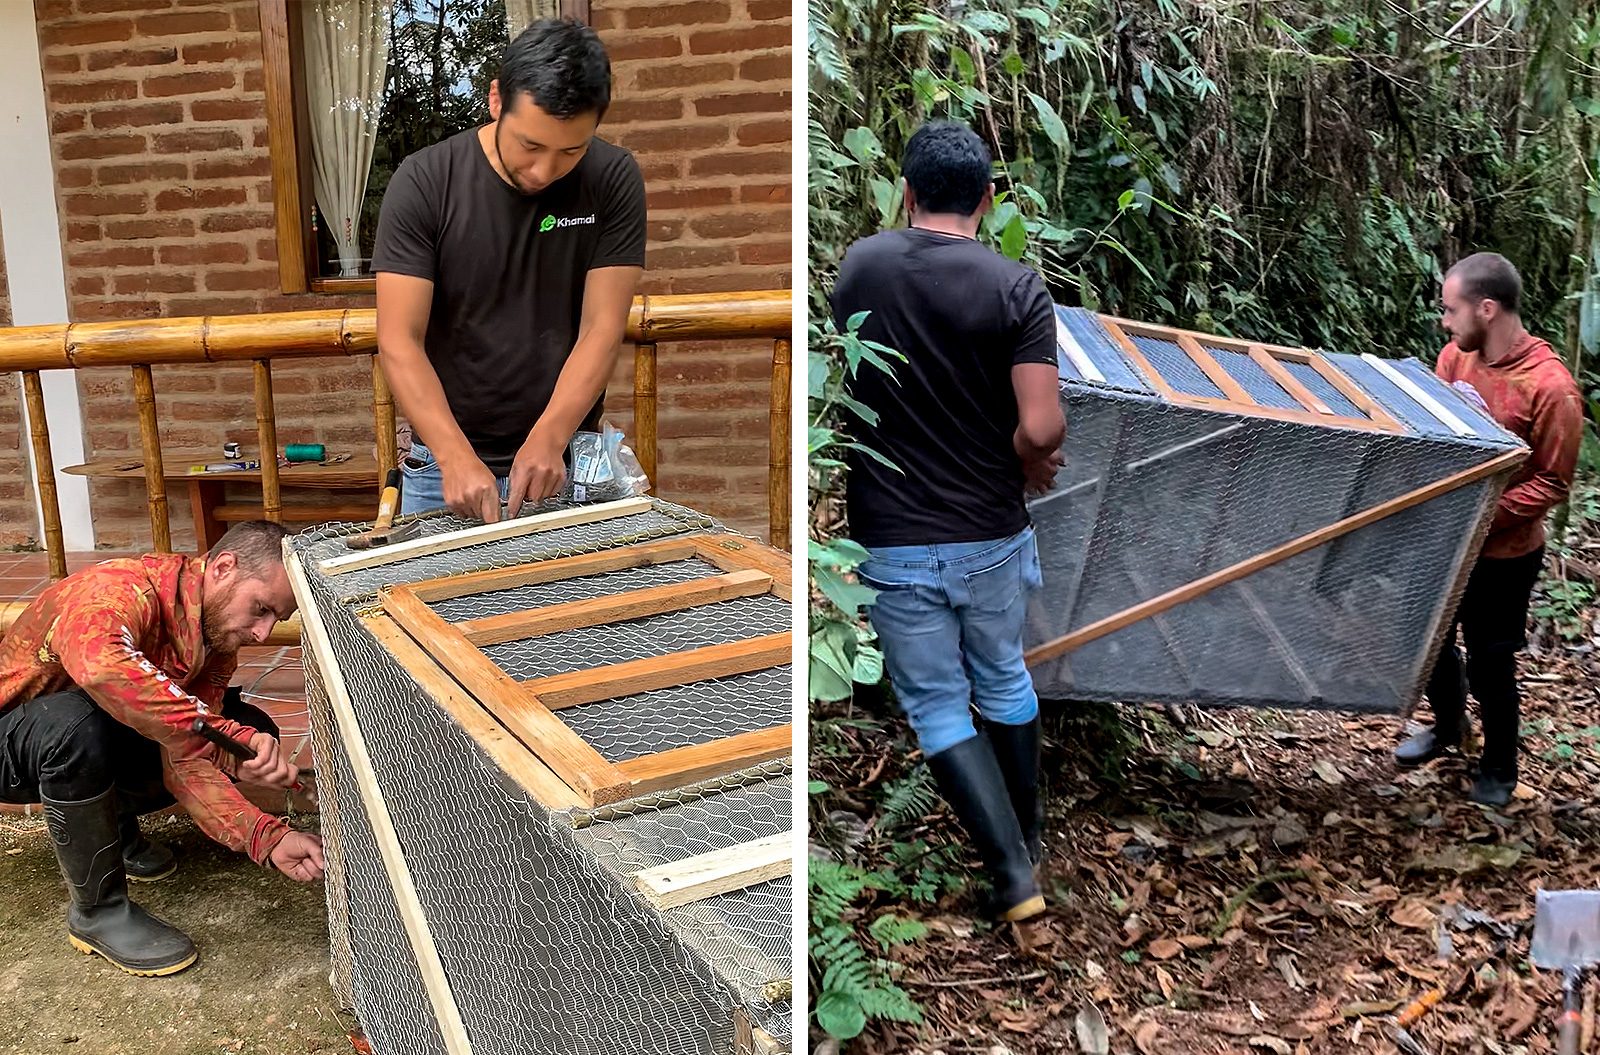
[927,733,1044,922]
[985,717,1043,868]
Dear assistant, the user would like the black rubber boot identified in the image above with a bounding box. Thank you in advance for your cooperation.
[926,733,1044,922]
[985,717,1043,868]
[43,789,196,976]
[1396,644,1467,766]
[118,808,176,883]
[1393,725,1462,767]
[1472,687,1520,807]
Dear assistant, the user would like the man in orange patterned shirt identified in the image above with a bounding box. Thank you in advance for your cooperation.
[1393,253,1585,806]
[0,520,323,976]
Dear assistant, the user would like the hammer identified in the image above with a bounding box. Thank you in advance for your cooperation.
[193,717,303,791]
[344,468,421,550]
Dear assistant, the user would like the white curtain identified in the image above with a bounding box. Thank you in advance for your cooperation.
[506,0,562,42]
[303,0,392,277]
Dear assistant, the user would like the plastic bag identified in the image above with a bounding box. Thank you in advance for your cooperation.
[560,422,650,504]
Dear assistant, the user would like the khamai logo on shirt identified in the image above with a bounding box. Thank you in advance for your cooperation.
[539,214,597,232]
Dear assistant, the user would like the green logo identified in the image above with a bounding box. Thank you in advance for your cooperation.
[539,215,556,232]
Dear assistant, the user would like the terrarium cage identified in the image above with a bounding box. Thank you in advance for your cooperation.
[284,497,793,1055]
[1024,308,1529,716]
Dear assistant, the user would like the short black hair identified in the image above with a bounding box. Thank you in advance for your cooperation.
[901,121,992,217]
[500,18,611,120]
[208,520,288,579]
[1448,252,1522,315]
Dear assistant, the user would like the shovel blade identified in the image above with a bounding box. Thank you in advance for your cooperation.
[1530,890,1600,971]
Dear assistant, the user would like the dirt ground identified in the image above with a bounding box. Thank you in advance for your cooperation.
[0,811,351,1055]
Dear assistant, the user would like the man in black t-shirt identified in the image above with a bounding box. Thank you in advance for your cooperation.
[372,19,646,521]
[832,122,1065,923]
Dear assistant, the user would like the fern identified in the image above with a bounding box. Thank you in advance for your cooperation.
[877,765,937,831]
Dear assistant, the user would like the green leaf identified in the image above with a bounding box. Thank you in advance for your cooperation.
[853,643,885,684]
[960,10,1010,35]
[1117,189,1136,211]
[1027,91,1070,153]
[1015,7,1050,28]
[1000,213,1027,260]
[814,565,878,612]
[842,126,884,164]
[816,990,867,1039]
[870,176,902,224]
[808,780,831,794]
[1002,50,1025,77]
[951,46,975,86]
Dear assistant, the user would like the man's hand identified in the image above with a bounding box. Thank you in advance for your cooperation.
[506,433,567,518]
[1022,450,1064,495]
[269,831,325,882]
[441,454,502,523]
[237,733,300,790]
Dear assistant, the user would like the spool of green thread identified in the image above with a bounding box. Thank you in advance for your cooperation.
[284,444,325,463]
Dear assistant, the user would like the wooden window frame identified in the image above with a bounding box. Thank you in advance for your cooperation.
[258,0,592,296]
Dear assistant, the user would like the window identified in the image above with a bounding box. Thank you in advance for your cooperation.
[259,0,589,294]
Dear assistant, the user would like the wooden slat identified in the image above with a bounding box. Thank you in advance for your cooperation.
[456,569,772,647]
[212,503,378,522]
[1100,320,1178,399]
[380,585,632,806]
[408,536,700,603]
[768,338,790,550]
[316,496,654,575]
[1247,344,1333,415]
[364,614,582,810]
[633,341,657,489]
[1306,355,1403,430]
[253,358,282,523]
[21,371,66,580]
[1174,332,1253,404]
[130,364,171,552]
[372,354,397,490]
[632,831,792,910]
[283,551,474,1055]
[259,0,315,295]
[1024,447,1529,666]
[689,536,793,601]
[615,724,791,797]
[520,633,792,709]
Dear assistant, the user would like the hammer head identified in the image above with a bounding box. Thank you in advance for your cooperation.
[346,517,422,550]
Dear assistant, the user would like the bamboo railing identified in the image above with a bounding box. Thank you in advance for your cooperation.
[0,290,792,598]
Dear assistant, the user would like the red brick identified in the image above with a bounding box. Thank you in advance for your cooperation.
[49,79,138,105]
[735,118,789,146]
[747,0,789,18]
[670,270,788,295]
[254,237,277,261]
[51,112,86,134]
[646,186,735,211]
[98,161,189,185]
[638,157,683,181]
[253,126,269,148]
[688,25,789,54]
[86,46,178,71]
[58,166,94,189]
[618,123,728,153]
[193,155,270,180]
[233,3,259,33]
[635,62,735,91]
[203,267,278,292]
[200,210,272,233]
[168,398,248,421]
[647,219,684,241]
[589,7,619,29]
[67,245,153,268]
[59,133,146,160]
[142,70,235,97]
[113,271,196,295]
[190,98,264,122]
[71,275,105,296]
[158,242,249,265]
[605,98,684,123]
[694,91,790,117]
[90,102,185,129]
[65,222,101,243]
[738,241,789,266]
[77,0,167,11]
[40,20,134,47]
[645,245,736,270]
[625,2,729,28]
[607,35,683,62]
[151,128,241,153]
[690,150,788,176]
[103,217,195,239]
[154,186,247,210]
[739,182,790,203]
[43,53,81,73]
[739,54,788,82]
[181,39,256,64]
[134,10,232,35]
[242,66,263,92]
[63,192,147,217]
[148,372,219,395]
[161,294,261,316]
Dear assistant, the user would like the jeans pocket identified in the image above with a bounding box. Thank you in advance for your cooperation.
[962,546,1025,614]
[401,440,436,477]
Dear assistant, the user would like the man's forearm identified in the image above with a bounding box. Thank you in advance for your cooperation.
[379,340,476,468]
[526,333,622,451]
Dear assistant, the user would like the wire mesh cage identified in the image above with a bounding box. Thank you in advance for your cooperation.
[284,498,793,1055]
[1026,309,1529,715]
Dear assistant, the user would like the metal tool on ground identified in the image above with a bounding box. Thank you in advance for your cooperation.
[1531,889,1600,1055]
[192,717,304,792]
[343,469,420,550]
[1389,986,1443,1055]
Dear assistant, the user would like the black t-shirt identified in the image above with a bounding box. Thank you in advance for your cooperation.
[831,227,1058,547]
[371,128,646,472]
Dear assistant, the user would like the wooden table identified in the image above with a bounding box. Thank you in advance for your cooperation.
[63,452,381,551]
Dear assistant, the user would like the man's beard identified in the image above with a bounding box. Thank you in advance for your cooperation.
[200,579,238,654]
[494,119,538,196]
[1452,323,1485,352]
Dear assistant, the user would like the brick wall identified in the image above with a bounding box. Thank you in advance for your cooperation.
[33,0,790,549]
[0,216,41,550]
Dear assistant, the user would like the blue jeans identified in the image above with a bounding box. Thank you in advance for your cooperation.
[858,527,1043,757]
[400,440,510,516]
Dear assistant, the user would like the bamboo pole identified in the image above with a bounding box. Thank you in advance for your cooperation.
[633,342,658,489]
[371,354,397,490]
[253,358,281,524]
[768,338,791,549]
[21,371,66,580]
[0,293,791,372]
[1025,446,1530,667]
[130,365,171,553]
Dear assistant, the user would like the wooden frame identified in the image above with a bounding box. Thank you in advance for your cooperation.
[376,532,793,808]
[1099,316,1405,434]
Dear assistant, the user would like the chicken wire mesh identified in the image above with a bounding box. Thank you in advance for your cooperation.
[288,498,792,1055]
[1029,309,1526,714]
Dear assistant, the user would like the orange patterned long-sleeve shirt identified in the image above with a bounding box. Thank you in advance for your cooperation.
[1437,333,1585,559]
[0,553,289,865]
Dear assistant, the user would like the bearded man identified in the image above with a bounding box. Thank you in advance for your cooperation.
[0,520,323,975]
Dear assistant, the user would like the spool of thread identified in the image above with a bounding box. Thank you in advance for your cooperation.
[222,441,240,460]
[284,444,325,463]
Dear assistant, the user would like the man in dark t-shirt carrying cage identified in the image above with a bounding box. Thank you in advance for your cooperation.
[372,19,646,521]
[831,122,1066,923]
